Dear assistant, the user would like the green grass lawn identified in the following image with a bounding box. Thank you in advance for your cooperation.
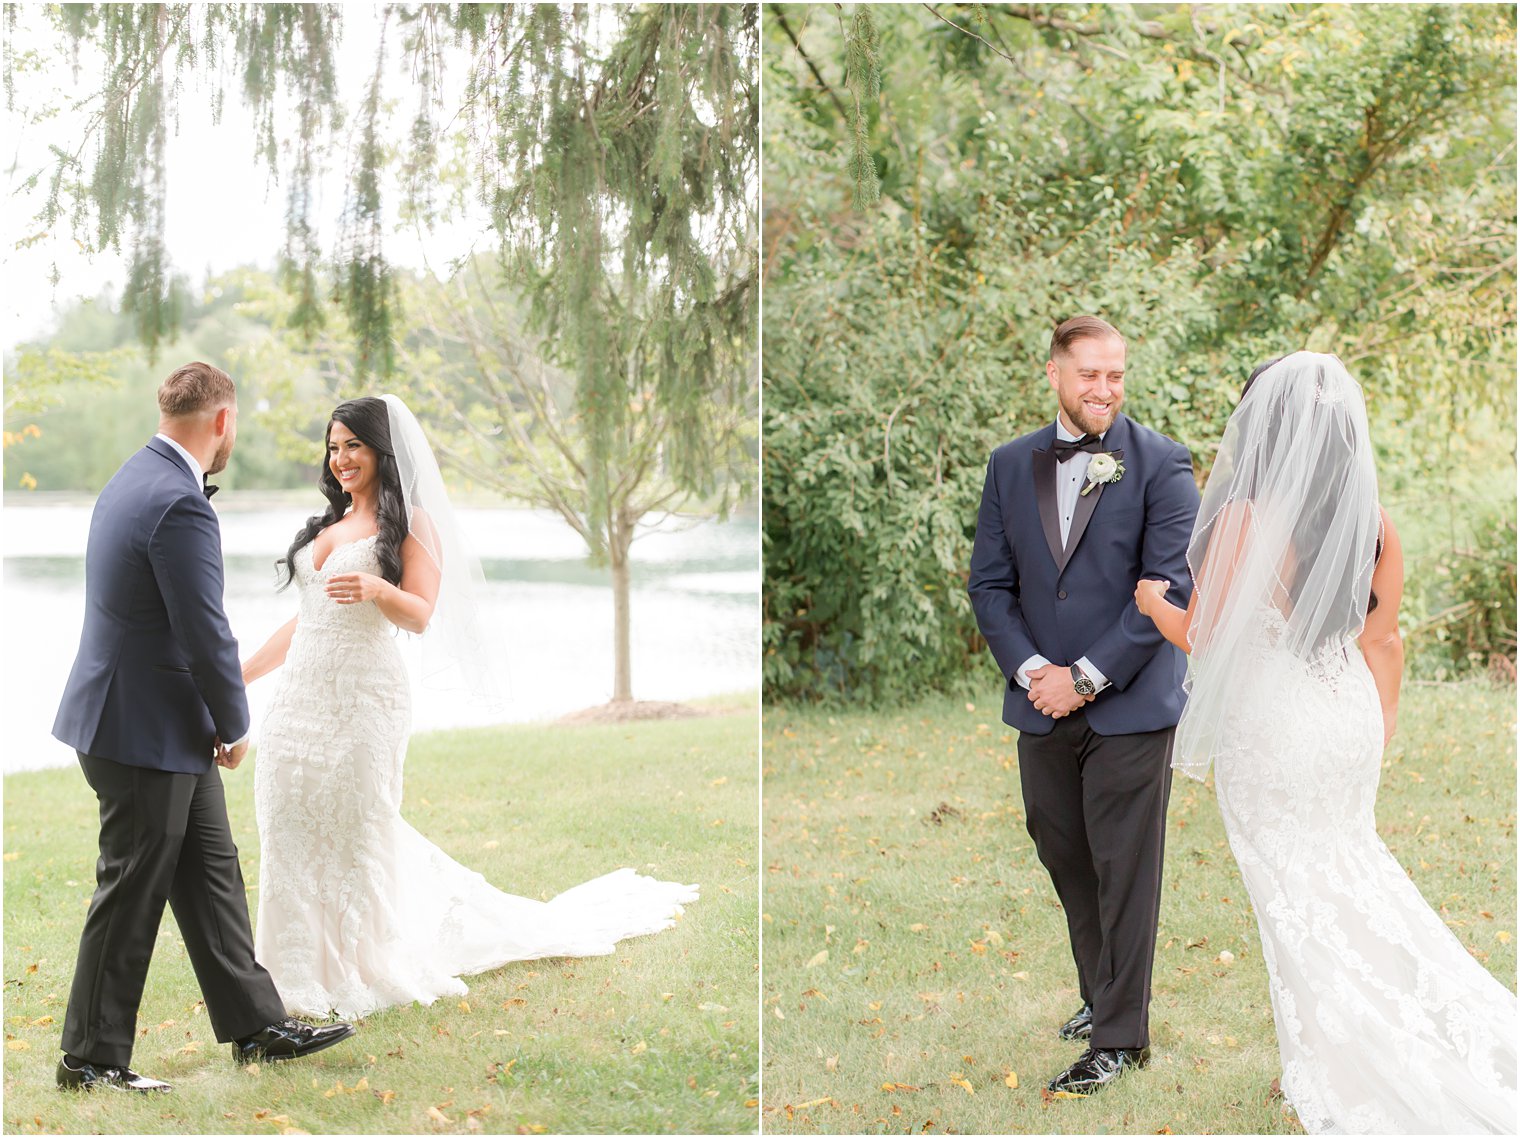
[761,682,1516,1135]
[3,696,759,1135]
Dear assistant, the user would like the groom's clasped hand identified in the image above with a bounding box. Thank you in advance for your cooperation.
[1023,662,1094,720]
[212,735,248,769]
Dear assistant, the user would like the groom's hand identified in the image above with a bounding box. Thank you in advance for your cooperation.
[215,737,250,770]
[1027,664,1094,719]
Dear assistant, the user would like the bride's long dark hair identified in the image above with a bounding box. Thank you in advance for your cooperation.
[1237,355,1381,616]
[279,397,409,589]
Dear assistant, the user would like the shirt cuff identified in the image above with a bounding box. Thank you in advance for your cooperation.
[1014,654,1052,690]
[1074,656,1111,694]
[226,732,250,750]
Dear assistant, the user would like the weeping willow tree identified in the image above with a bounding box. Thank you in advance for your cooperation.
[6,4,758,706]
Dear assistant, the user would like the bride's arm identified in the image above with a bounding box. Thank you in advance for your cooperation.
[1357,507,1404,747]
[326,512,442,634]
[1135,583,1196,654]
[243,616,299,685]
[1134,500,1256,655]
[369,532,442,634]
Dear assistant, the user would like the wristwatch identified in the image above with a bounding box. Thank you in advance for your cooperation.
[1071,664,1097,697]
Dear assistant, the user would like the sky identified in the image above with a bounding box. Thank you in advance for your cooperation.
[2,5,487,354]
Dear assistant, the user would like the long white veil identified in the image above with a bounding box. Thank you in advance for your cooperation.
[382,394,507,713]
[1172,352,1382,781]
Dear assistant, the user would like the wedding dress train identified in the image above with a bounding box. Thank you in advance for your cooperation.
[1212,615,1516,1133]
[253,535,698,1019]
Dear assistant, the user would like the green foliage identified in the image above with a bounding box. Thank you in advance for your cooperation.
[763,3,1516,704]
[448,3,759,537]
[1,276,315,493]
[25,4,344,358]
[12,2,760,454]
[1407,506,1518,680]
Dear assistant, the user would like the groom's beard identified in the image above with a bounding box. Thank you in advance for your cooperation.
[207,436,234,476]
[1060,393,1122,437]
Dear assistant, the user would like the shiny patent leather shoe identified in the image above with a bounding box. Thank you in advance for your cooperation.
[1057,1002,1093,1041]
[232,1017,356,1065]
[56,1055,171,1092]
[1046,1046,1149,1095]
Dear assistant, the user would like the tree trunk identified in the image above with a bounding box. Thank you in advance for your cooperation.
[610,516,634,703]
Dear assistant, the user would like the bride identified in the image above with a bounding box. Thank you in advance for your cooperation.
[1133,352,1515,1133]
[242,394,698,1019]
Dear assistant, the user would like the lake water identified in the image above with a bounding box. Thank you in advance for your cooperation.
[2,497,759,773]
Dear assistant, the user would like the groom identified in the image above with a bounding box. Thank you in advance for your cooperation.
[968,317,1198,1095]
[51,363,355,1092]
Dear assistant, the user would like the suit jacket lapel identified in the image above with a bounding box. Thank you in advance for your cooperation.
[1059,447,1122,574]
[1058,414,1131,573]
[146,436,199,490]
[1032,446,1064,569]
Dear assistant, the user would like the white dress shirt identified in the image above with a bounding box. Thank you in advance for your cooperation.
[1014,418,1111,695]
[154,433,248,750]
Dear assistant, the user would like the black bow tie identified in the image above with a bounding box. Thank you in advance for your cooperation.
[203,481,219,499]
[1052,434,1105,462]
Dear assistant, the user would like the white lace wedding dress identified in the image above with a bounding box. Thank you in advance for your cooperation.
[252,535,698,1019]
[1212,614,1516,1133]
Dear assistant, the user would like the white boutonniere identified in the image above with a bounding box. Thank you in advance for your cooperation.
[1081,452,1125,496]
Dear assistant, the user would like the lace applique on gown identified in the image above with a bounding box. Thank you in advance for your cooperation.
[1210,614,1516,1133]
[253,536,698,1019]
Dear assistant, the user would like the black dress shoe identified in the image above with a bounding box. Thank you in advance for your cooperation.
[1057,1002,1094,1041]
[232,1017,356,1065]
[56,1056,171,1092]
[1046,1046,1149,1095]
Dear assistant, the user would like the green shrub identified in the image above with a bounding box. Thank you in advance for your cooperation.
[1406,508,1518,681]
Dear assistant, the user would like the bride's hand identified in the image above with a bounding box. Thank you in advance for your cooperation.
[1134,578,1169,617]
[327,571,389,605]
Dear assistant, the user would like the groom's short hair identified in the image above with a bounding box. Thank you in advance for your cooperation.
[158,362,236,417]
[1050,316,1124,361]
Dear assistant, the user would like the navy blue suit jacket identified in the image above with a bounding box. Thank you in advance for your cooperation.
[968,413,1199,736]
[53,438,249,773]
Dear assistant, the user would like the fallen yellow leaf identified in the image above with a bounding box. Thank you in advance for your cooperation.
[805,949,828,968]
[1004,1071,1019,1089]
[949,1074,975,1094]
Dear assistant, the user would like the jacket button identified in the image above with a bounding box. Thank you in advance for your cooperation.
[1057,590,1068,600]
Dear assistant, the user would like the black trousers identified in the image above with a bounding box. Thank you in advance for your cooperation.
[1016,713,1173,1051]
[62,753,285,1067]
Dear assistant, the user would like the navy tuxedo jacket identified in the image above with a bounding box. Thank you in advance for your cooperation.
[968,413,1199,736]
[53,438,249,773]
